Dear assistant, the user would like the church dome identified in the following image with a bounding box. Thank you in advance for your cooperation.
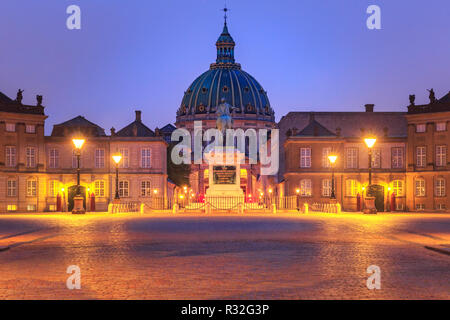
[176,18,274,122]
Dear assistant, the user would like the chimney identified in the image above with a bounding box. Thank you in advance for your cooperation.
[135,110,142,122]
[365,104,374,112]
[309,112,315,123]
[110,127,116,136]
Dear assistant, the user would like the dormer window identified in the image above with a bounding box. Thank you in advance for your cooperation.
[244,87,250,93]
[202,87,208,94]
[222,86,229,93]
[416,124,426,133]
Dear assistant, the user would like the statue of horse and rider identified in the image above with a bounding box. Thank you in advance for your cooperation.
[215,98,237,135]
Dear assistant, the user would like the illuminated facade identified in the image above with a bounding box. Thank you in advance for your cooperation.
[0,93,168,213]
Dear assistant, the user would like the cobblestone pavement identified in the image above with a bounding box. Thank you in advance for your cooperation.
[0,213,449,299]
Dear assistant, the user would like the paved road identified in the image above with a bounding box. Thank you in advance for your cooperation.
[0,213,449,299]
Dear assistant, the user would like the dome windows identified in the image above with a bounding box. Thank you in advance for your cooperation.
[222,86,229,93]
[244,87,250,93]
[202,87,208,94]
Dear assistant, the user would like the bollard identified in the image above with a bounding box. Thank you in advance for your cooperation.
[205,203,211,214]
[172,203,179,214]
[336,203,341,214]
[238,203,244,214]
[272,203,277,214]
[107,203,113,214]
[304,203,309,214]
[140,203,145,214]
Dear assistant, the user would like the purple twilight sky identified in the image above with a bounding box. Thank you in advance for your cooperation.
[0,0,449,135]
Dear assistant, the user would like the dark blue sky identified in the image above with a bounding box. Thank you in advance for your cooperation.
[1,0,449,134]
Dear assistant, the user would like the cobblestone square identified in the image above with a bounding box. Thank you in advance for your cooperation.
[0,213,449,299]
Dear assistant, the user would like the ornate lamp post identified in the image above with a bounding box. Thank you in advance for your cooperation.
[72,138,85,214]
[296,188,301,212]
[363,136,377,214]
[364,136,377,186]
[328,154,338,199]
[112,153,122,202]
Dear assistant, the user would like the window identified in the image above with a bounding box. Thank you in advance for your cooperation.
[345,148,358,169]
[27,204,36,211]
[322,179,332,197]
[415,178,425,197]
[436,122,446,132]
[48,180,59,197]
[300,148,311,168]
[416,147,426,167]
[346,179,359,197]
[416,124,426,133]
[119,180,129,197]
[141,181,152,197]
[7,205,17,212]
[95,149,105,168]
[119,148,129,168]
[7,179,17,197]
[392,180,404,197]
[6,146,16,167]
[416,204,425,211]
[49,149,59,168]
[300,179,312,196]
[322,148,331,168]
[141,148,152,168]
[371,149,381,168]
[49,204,57,212]
[26,125,36,133]
[435,178,446,197]
[392,147,404,169]
[6,123,15,132]
[436,145,447,167]
[27,179,37,197]
[94,180,105,197]
[26,147,36,168]
[437,204,446,210]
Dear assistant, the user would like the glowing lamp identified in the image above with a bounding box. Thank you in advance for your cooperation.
[296,188,300,194]
[72,138,85,150]
[153,189,158,194]
[328,155,338,164]
[112,153,122,165]
[364,137,377,149]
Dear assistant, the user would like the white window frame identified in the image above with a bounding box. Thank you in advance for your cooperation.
[94,180,105,197]
[26,147,36,168]
[346,179,359,197]
[300,179,312,196]
[322,179,331,197]
[27,179,37,197]
[345,148,358,169]
[436,122,446,132]
[300,148,311,168]
[26,125,36,133]
[436,145,447,167]
[141,180,152,197]
[415,178,426,197]
[416,124,426,133]
[49,149,59,168]
[392,147,404,169]
[95,148,105,168]
[371,148,381,168]
[119,180,129,197]
[5,123,15,132]
[416,146,426,168]
[322,147,331,168]
[7,179,17,197]
[119,148,129,169]
[48,180,59,197]
[392,180,404,197]
[141,148,152,168]
[435,178,446,197]
[6,146,16,167]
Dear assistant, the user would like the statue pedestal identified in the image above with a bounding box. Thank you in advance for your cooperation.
[72,196,85,214]
[363,197,377,214]
[204,146,244,209]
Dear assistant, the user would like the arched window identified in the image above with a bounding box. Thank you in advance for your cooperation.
[415,178,426,197]
[392,180,404,197]
[435,177,446,197]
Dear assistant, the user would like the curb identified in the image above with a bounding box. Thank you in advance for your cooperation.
[424,246,450,256]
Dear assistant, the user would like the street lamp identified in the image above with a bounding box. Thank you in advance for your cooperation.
[364,136,377,186]
[72,137,85,214]
[112,152,122,201]
[328,154,338,199]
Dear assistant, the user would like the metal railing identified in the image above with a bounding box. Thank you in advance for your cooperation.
[109,201,141,213]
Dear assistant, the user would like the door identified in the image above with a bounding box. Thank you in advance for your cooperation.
[367,185,384,212]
